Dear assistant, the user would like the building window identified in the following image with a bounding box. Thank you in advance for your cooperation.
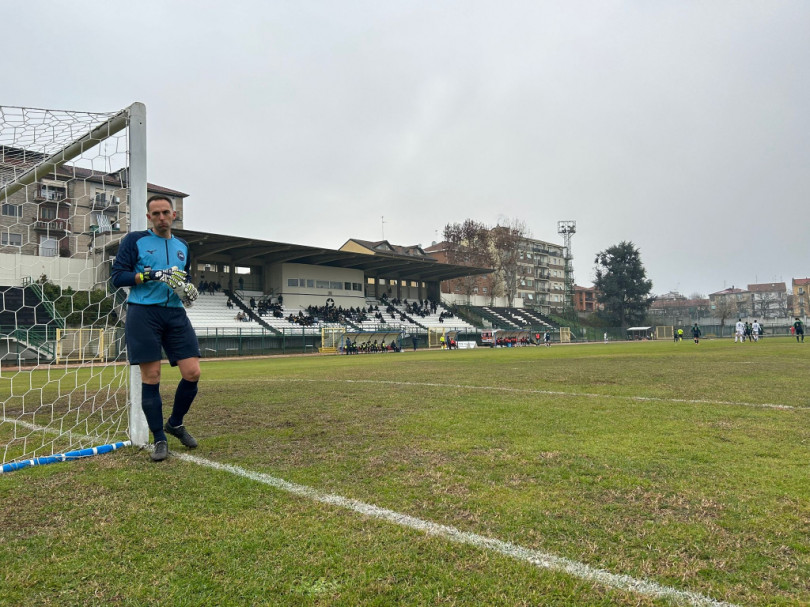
[287,278,299,287]
[1,232,23,246]
[316,280,329,288]
[2,203,22,217]
[306,279,314,288]
[330,281,342,290]
[352,283,362,291]
[344,282,352,291]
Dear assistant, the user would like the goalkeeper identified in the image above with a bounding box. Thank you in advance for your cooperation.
[111,195,201,462]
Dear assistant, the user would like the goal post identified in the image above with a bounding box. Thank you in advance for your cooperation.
[559,327,571,343]
[655,326,674,340]
[320,326,346,353]
[0,102,148,471]
[428,328,446,348]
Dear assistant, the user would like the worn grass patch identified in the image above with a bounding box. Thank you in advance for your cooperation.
[2,338,809,606]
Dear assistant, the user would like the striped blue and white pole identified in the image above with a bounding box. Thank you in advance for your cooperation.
[0,441,131,474]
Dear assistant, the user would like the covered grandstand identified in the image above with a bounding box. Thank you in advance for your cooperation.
[104,229,492,352]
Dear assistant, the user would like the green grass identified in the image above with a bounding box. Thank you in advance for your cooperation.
[2,338,809,606]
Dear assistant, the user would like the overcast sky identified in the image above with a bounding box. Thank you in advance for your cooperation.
[6,1,809,296]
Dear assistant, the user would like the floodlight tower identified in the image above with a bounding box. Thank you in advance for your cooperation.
[557,220,576,316]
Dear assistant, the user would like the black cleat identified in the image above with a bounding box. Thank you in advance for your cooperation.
[164,422,198,449]
[151,440,169,462]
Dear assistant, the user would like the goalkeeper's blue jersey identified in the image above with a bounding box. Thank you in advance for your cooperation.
[111,230,191,308]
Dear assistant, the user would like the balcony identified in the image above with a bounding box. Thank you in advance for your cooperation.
[90,222,121,233]
[33,219,71,233]
[92,193,121,211]
[34,186,68,203]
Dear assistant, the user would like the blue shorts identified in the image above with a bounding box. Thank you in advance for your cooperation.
[125,304,200,365]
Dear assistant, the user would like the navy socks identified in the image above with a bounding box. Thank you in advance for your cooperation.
[167,378,198,428]
[141,382,166,443]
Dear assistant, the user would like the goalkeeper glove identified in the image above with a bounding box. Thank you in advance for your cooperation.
[140,266,187,290]
[175,282,199,307]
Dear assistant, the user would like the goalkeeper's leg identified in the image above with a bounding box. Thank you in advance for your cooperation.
[163,313,202,448]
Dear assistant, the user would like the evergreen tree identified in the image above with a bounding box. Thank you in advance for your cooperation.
[593,241,654,327]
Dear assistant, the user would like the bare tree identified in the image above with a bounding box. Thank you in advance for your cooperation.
[443,220,493,303]
[491,218,528,307]
[715,297,739,332]
[753,292,787,318]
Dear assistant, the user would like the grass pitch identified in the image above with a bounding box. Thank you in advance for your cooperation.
[2,338,809,606]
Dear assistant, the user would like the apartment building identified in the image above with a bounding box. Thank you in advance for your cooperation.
[792,278,810,317]
[426,234,569,315]
[1,146,187,260]
[747,282,788,319]
[516,237,568,315]
[573,284,601,314]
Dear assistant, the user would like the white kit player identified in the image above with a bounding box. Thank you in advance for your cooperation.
[735,318,745,343]
[751,319,761,342]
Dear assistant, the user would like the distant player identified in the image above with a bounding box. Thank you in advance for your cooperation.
[691,323,701,344]
[751,320,761,342]
[734,318,745,343]
[544,331,551,347]
[794,318,805,343]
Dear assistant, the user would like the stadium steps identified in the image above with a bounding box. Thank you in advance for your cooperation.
[480,307,521,329]
[0,286,59,360]
[184,290,279,333]
[490,307,554,329]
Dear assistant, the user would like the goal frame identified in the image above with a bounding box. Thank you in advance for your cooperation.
[428,328,449,348]
[320,326,346,353]
[655,325,674,340]
[0,102,149,462]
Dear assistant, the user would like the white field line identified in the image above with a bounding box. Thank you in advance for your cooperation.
[178,452,739,607]
[208,377,796,411]
[2,418,740,605]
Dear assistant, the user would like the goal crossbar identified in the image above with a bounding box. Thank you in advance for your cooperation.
[0,108,131,202]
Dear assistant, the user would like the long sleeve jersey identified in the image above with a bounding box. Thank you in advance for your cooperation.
[111,230,191,308]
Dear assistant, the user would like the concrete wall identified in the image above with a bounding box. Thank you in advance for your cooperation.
[0,252,107,290]
[274,262,366,309]
[442,293,516,308]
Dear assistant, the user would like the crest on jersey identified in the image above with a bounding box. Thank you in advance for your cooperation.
[177,251,185,261]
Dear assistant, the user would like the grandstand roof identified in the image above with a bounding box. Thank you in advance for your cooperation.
[166,229,493,282]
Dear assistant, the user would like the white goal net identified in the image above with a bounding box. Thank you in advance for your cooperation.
[0,104,146,472]
[655,326,674,340]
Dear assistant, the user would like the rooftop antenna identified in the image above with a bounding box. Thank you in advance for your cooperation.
[381,215,386,240]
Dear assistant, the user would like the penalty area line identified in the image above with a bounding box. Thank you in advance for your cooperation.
[208,377,795,411]
[178,452,738,607]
